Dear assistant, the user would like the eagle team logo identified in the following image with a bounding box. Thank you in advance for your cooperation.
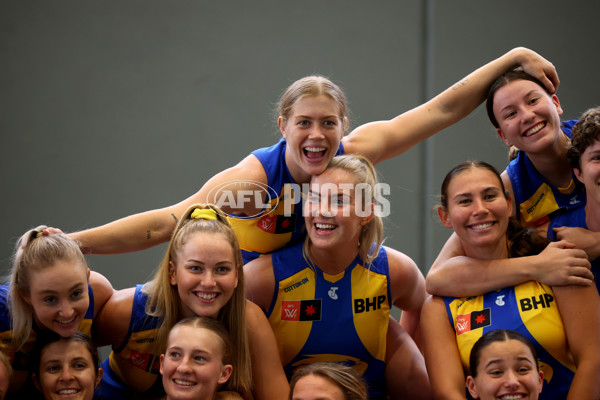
[281,300,322,321]
[456,308,491,335]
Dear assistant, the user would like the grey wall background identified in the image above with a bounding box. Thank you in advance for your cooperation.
[2,1,599,297]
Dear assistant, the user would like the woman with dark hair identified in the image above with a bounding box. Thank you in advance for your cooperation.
[466,329,543,400]
[421,160,600,399]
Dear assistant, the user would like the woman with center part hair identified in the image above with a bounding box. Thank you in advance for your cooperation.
[64,48,559,263]
[0,229,113,397]
[94,204,288,400]
[245,155,430,400]
[32,332,103,400]
[427,70,595,298]
[289,362,368,400]
[421,160,600,400]
[160,317,240,400]
[466,330,544,400]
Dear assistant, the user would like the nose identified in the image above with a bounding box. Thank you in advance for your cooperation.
[59,366,74,382]
[503,370,520,389]
[472,198,489,216]
[201,272,216,288]
[521,106,536,124]
[176,357,193,374]
[307,125,326,140]
[58,302,75,319]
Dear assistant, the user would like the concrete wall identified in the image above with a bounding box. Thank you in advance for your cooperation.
[2,0,599,293]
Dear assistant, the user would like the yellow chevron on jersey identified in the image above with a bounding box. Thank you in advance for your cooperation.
[352,266,390,361]
[519,184,561,226]
[228,189,295,255]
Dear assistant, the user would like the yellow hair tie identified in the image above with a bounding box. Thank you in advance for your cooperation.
[190,208,218,220]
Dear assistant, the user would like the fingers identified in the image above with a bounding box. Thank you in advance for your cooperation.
[566,276,594,287]
[551,240,576,249]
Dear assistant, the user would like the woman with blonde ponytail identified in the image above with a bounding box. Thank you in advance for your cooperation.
[245,155,431,400]
[0,228,113,396]
[93,204,288,400]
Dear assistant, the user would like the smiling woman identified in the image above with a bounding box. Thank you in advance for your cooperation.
[92,204,289,400]
[421,160,600,400]
[160,317,238,400]
[65,48,561,264]
[0,230,112,397]
[32,332,102,400]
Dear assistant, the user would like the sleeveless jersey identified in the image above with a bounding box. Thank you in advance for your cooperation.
[267,242,390,399]
[548,207,600,293]
[0,283,94,371]
[227,139,344,263]
[96,284,164,400]
[506,120,586,227]
[444,281,575,400]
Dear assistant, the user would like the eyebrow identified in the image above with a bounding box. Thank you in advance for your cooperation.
[38,282,85,295]
[452,186,500,201]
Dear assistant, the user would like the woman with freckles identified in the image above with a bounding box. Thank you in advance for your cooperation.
[421,160,600,400]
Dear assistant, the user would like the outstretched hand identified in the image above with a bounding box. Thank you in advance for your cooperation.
[514,47,560,94]
[532,240,593,287]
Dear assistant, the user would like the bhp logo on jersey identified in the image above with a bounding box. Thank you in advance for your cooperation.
[281,300,322,321]
[354,295,386,313]
[520,293,554,311]
[456,308,491,335]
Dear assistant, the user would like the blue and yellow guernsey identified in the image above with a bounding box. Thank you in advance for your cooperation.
[268,242,390,399]
[0,283,94,371]
[97,284,163,400]
[444,281,575,400]
[507,120,585,227]
[227,138,344,263]
[548,207,600,294]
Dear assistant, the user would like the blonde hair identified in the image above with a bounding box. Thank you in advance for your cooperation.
[8,230,87,350]
[304,154,384,267]
[277,75,348,124]
[143,204,252,399]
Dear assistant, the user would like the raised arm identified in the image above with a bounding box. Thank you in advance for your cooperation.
[553,283,600,399]
[421,296,468,400]
[426,234,594,297]
[245,301,289,400]
[69,154,266,254]
[387,247,427,347]
[342,47,559,165]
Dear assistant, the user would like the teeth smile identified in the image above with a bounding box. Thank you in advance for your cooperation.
[471,222,493,230]
[500,395,525,400]
[57,316,76,325]
[195,292,218,300]
[174,379,196,386]
[305,147,326,152]
[315,223,336,230]
[524,122,545,136]
[57,389,79,395]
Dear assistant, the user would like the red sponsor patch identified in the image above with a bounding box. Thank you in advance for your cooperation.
[281,300,301,321]
[128,350,151,371]
[258,215,276,233]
